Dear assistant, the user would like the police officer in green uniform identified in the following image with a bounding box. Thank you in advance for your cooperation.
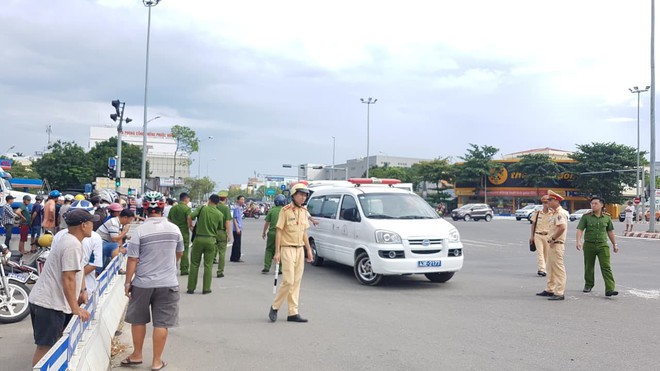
[187,194,224,294]
[215,191,233,278]
[261,194,286,274]
[576,196,619,297]
[167,192,193,275]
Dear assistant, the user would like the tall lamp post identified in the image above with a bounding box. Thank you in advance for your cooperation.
[198,136,214,178]
[332,136,336,180]
[360,97,377,178]
[140,0,162,196]
[110,99,132,192]
[629,86,650,218]
[650,0,657,233]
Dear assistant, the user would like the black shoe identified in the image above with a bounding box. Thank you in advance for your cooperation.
[261,269,270,274]
[583,287,592,293]
[268,306,278,322]
[536,290,554,297]
[278,271,282,275]
[217,273,224,278]
[537,271,546,277]
[605,290,619,297]
[186,290,194,294]
[213,259,218,264]
[202,290,212,295]
[180,272,189,276]
[548,295,565,301]
[287,314,308,323]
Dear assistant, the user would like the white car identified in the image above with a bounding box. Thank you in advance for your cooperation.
[515,204,538,221]
[569,209,591,222]
[306,179,463,286]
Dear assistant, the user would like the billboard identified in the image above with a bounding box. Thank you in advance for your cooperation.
[455,161,577,189]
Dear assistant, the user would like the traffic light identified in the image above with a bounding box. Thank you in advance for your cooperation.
[115,178,121,187]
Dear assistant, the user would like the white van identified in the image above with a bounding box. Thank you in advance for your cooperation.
[306,179,463,285]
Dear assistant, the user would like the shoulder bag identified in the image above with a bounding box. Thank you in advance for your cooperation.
[191,205,205,242]
[530,211,539,252]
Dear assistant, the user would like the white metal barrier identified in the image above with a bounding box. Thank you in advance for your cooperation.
[32,253,128,371]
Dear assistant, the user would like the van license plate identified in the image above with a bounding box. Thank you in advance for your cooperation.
[418,260,441,267]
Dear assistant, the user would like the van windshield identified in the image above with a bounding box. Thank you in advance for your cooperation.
[1,178,12,191]
[357,193,439,219]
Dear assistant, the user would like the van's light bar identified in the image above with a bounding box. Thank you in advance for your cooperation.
[348,178,401,185]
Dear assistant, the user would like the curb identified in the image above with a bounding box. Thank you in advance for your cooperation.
[623,231,660,239]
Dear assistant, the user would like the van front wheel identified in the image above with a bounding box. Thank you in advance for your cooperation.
[310,240,324,266]
[425,272,455,283]
[354,252,383,286]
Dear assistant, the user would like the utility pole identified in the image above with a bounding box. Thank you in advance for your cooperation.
[332,136,336,180]
[630,86,650,219]
[650,0,657,233]
[360,97,377,178]
[111,100,132,193]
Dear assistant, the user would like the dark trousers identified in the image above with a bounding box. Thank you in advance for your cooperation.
[230,231,242,261]
[4,224,14,247]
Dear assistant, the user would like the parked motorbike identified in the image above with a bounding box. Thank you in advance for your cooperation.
[243,208,261,219]
[3,231,52,284]
[0,244,31,324]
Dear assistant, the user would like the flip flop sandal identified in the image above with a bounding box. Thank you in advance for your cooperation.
[120,357,143,366]
[151,361,167,371]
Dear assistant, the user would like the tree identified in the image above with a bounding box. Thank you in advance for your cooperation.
[32,141,93,190]
[455,144,502,203]
[569,142,639,204]
[0,157,39,178]
[508,154,565,194]
[367,165,414,183]
[411,158,455,186]
[182,176,216,204]
[87,137,147,179]
[171,125,199,188]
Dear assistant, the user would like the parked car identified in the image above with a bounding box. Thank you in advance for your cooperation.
[569,209,591,222]
[515,204,538,221]
[451,203,494,222]
[306,179,463,286]
[526,205,543,224]
[618,210,639,222]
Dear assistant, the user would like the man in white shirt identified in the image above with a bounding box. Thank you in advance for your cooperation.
[624,201,635,233]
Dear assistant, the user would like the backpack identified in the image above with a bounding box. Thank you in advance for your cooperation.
[93,207,108,231]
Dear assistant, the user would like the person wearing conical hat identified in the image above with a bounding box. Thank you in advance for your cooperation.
[536,190,569,301]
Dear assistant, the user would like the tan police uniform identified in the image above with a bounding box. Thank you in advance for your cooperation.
[546,205,569,296]
[532,208,553,274]
[272,203,310,316]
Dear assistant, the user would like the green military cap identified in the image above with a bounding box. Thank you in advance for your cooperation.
[218,190,229,198]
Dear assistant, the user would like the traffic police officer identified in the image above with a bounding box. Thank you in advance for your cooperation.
[536,190,569,301]
[576,196,619,297]
[269,183,313,323]
[167,193,193,275]
[261,194,286,274]
[529,195,552,276]
[215,191,233,278]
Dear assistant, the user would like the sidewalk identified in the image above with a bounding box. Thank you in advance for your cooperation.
[622,222,660,239]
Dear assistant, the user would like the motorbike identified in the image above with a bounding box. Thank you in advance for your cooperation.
[3,233,51,284]
[243,208,261,219]
[0,244,32,324]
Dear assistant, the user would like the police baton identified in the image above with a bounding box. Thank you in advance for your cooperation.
[272,259,279,294]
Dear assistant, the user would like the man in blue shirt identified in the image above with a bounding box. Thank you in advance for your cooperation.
[229,195,245,262]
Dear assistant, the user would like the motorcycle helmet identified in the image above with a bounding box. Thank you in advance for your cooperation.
[38,233,53,248]
[74,194,85,201]
[274,194,287,206]
[49,190,61,198]
[99,189,116,204]
[35,194,44,201]
[69,200,94,214]
[143,191,166,211]
[108,203,123,212]
[64,194,75,202]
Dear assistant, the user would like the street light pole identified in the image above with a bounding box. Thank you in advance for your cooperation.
[140,0,161,196]
[650,0,657,233]
[111,100,131,192]
[360,97,377,178]
[630,86,650,218]
[332,136,336,180]
[198,136,213,178]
